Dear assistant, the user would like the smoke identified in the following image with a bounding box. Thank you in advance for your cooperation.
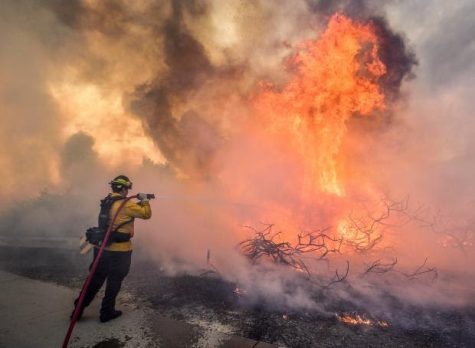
[0,0,66,201]
[1,0,474,317]
[127,1,222,177]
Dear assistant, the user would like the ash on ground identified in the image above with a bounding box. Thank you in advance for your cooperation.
[1,246,474,348]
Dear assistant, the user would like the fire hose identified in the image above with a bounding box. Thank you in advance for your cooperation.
[62,194,154,348]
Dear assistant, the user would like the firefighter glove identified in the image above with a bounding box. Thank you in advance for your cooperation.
[137,193,149,202]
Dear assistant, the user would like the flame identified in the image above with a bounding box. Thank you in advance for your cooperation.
[337,313,389,327]
[254,14,386,197]
[337,220,355,240]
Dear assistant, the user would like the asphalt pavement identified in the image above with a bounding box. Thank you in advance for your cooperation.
[0,270,276,347]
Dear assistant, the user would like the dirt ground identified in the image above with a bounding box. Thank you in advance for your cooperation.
[0,245,474,348]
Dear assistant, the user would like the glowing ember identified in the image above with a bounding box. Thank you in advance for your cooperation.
[337,313,389,328]
[233,287,247,296]
[255,13,386,197]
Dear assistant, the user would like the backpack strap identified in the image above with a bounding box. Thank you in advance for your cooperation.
[109,218,135,243]
[98,195,124,229]
[113,217,135,232]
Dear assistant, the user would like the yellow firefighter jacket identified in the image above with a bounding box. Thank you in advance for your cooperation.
[104,193,152,252]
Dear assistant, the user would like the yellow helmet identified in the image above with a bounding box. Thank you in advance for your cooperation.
[109,175,133,190]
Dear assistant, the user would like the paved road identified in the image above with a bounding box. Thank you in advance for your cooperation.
[0,270,276,347]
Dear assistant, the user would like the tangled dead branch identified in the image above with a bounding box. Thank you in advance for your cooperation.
[341,196,414,253]
[361,258,398,276]
[323,261,350,288]
[239,224,342,276]
[361,257,437,281]
[384,199,474,254]
[237,197,440,287]
[397,257,438,281]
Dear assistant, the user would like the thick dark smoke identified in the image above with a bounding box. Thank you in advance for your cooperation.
[54,0,239,177]
[129,1,222,177]
[1,0,474,316]
[306,0,388,19]
[370,17,417,101]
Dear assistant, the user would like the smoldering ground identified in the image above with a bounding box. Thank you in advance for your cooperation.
[1,0,475,344]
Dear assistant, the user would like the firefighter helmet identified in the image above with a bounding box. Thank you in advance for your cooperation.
[109,175,133,190]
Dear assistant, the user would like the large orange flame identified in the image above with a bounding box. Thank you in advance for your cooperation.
[255,14,386,197]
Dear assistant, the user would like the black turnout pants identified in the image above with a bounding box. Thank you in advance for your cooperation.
[77,248,132,316]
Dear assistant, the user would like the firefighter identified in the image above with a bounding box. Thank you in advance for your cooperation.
[72,175,152,322]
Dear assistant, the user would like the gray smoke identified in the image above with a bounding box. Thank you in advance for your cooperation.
[0,0,474,316]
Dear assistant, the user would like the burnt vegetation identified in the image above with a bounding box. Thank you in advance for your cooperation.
[342,196,413,253]
[239,223,342,277]
[1,245,469,347]
[237,196,441,288]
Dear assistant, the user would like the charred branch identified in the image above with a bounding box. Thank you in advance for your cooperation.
[397,257,438,281]
[295,228,343,259]
[361,258,398,276]
[239,224,342,277]
[342,196,414,253]
[323,261,350,288]
[361,257,437,281]
[390,201,474,254]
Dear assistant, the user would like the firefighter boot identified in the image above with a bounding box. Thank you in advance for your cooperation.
[100,310,122,323]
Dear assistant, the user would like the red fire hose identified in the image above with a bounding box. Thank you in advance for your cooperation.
[62,195,137,348]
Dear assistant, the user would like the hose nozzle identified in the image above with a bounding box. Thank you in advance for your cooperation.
[135,193,155,200]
